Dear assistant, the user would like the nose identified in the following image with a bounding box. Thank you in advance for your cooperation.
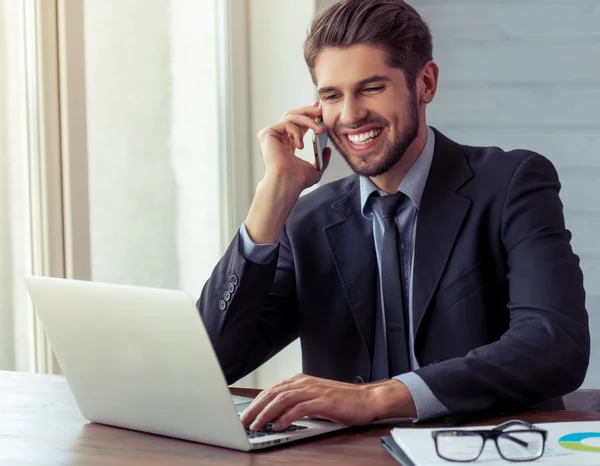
[339,96,368,126]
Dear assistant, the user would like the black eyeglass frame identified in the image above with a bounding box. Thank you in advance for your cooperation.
[431,420,548,463]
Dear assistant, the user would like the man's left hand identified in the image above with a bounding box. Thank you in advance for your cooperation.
[239,374,416,432]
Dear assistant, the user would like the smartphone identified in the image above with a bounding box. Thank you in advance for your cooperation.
[312,115,329,171]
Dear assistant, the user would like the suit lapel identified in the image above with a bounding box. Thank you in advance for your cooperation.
[413,129,474,338]
[324,178,378,360]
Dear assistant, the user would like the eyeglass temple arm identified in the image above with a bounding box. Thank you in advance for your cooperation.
[500,434,530,448]
[493,420,544,449]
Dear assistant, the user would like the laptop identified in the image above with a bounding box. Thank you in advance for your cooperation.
[24,276,346,451]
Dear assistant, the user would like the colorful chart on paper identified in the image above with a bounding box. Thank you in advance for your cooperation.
[558,432,600,453]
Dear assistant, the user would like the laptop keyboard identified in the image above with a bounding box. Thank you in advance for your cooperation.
[245,422,308,438]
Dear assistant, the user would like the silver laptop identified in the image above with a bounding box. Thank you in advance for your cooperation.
[24,276,346,451]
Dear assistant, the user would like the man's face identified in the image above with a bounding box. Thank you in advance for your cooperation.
[314,45,420,177]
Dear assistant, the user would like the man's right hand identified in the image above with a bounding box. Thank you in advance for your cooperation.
[244,102,331,245]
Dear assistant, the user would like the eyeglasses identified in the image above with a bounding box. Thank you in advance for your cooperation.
[431,420,548,462]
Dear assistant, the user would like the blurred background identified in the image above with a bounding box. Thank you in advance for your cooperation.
[1,0,598,390]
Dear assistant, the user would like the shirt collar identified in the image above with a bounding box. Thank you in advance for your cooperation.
[360,126,435,218]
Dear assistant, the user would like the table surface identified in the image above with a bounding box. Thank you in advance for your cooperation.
[2,371,600,465]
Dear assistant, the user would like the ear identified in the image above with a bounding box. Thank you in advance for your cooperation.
[419,61,439,104]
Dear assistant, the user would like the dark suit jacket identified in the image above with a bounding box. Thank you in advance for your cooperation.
[198,128,589,418]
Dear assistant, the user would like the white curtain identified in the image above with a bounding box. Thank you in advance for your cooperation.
[0,0,33,372]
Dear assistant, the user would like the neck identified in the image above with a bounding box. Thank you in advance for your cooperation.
[369,123,428,194]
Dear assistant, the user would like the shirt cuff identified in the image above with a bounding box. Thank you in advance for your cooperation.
[394,372,450,422]
[238,223,279,264]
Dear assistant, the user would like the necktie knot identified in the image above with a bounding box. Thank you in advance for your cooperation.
[373,191,405,219]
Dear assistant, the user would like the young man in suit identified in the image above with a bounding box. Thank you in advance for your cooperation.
[198,0,589,432]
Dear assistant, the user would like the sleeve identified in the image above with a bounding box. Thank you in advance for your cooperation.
[238,223,279,264]
[197,225,299,385]
[395,372,450,421]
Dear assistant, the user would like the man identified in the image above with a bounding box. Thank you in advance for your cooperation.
[198,0,589,433]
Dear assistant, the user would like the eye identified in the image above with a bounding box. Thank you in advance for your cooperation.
[364,85,385,93]
[322,93,341,102]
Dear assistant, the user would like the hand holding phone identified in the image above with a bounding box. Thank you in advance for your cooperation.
[312,115,329,171]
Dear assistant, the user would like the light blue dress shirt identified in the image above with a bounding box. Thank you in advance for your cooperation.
[239,126,449,421]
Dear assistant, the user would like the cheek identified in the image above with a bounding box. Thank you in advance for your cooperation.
[386,125,396,142]
[322,106,340,132]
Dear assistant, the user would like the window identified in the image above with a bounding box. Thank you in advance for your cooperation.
[83,0,225,295]
[1,0,249,375]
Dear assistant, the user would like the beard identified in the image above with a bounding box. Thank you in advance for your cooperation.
[329,91,420,177]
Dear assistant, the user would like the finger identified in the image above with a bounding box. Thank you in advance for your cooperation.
[273,400,320,431]
[282,114,325,135]
[262,122,304,151]
[284,121,304,149]
[267,117,321,146]
[241,385,289,426]
[240,390,274,425]
[241,376,308,426]
[250,390,314,432]
[281,104,322,121]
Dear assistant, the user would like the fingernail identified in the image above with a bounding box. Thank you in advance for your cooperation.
[273,421,282,431]
[250,420,260,431]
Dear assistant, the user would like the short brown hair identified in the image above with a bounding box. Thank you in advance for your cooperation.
[303,0,433,87]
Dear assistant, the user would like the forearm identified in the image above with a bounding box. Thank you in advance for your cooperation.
[415,317,588,415]
[245,174,304,244]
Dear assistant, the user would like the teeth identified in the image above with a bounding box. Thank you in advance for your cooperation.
[348,129,381,145]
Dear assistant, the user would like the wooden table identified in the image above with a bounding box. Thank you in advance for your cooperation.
[2,371,600,465]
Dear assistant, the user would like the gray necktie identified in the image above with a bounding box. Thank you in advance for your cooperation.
[371,192,411,379]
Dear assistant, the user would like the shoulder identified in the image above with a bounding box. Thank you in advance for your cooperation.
[427,129,560,204]
[456,139,559,192]
[469,144,550,169]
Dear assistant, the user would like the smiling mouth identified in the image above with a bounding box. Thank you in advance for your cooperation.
[347,129,382,146]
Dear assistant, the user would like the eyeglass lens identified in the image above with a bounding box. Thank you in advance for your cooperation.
[436,432,484,461]
[498,431,544,461]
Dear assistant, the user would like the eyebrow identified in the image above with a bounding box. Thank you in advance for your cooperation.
[317,75,390,95]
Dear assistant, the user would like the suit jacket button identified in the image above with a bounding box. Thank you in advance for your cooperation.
[227,283,235,293]
[224,291,231,302]
[353,376,365,384]
[218,300,226,311]
[231,275,239,285]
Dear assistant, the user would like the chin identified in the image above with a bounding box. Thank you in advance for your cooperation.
[344,150,395,177]
[347,159,387,177]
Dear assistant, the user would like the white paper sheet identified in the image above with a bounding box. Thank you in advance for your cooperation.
[391,421,600,465]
